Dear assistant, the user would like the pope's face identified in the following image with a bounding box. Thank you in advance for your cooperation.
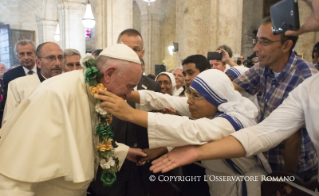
[105,62,142,99]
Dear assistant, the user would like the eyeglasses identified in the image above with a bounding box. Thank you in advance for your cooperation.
[186,91,205,101]
[38,55,64,62]
[255,38,282,46]
[158,81,171,86]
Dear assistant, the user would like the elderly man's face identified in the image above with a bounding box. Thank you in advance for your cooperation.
[119,34,145,59]
[63,55,82,72]
[16,43,36,70]
[36,43,63,78]
[210,60,225,72]
[105,62,142,99]
[0,63,7,74]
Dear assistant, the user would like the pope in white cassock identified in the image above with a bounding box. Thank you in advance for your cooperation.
[0,44,147,196]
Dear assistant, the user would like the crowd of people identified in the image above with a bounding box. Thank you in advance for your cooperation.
[0,0,319,195]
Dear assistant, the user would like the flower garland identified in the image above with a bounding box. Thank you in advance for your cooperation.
[83,55,119,186]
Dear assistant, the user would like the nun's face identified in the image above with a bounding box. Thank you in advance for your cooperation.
[156,75,172,95]
[186,88,218,119]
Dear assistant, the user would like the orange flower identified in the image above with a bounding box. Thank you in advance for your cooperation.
[90,86,99,95]
[97,140,112,152]
[90,83,106,96]
[96,83,106,91]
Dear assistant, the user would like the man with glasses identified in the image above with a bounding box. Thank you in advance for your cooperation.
[229,17,318,182]
[2,42,63,125]
[63,49,82,72]
[1,39,39,126]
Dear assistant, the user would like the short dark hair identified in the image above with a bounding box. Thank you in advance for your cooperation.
[182,55,210,72]
[92,49,103,57]
[216,45,233,58]
[262,17,298,50]
[117,28,143,48]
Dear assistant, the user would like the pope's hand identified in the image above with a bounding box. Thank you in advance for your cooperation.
[94,90,134,122]
[126,148,147,164]
[137,147,168,164]
[150,145,200,173]
[285,0,319,36]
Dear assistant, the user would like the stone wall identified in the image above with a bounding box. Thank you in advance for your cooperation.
[161,0,176,71]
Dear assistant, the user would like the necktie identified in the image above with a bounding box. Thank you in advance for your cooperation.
[27,70,34,75]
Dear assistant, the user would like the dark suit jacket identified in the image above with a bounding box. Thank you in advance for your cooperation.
[88,75,161,196]
[0,66,41,126]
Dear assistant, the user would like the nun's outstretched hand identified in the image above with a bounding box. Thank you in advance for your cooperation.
[150,145,200,173]
[95,89,148,127]
[95,89,134,122]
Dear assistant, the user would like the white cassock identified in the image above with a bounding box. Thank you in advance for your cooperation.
[2,74,41,125]
[0,70,129,196]
[137,90,270,196]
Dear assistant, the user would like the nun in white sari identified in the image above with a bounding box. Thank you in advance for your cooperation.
[96,69,271,196]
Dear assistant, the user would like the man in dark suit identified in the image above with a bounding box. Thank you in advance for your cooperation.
[0,40,39,126]
[2,42,63,125]
[88,29,168,196]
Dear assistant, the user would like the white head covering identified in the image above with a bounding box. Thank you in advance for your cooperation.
[190,69,258,130]
[99,44,141,64]
[155,72,177,96]
[226,66,249,79]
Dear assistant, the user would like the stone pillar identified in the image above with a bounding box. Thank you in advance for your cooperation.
[57,0,86,55]
[141,13,163,74]
[175,0,243,66]
[217,0,243,55]
[95,0,133,49]
[36,19,58,44]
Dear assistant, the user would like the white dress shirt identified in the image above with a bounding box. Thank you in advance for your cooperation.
[22,65,37,75]
[232,74,319,162]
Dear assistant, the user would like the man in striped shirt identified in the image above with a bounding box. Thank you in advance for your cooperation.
[231,17,318,181]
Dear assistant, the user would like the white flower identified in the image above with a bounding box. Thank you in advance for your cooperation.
[95,103,108,117]
[81,53,95,65]
[100,157,115,169]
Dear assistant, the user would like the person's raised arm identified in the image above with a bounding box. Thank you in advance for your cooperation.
[95,89,148,127]
[285,0,319,36]
[232,81,244,92]
[126,90,140,104]
[150,136,246,173]
[217,48,238,67]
